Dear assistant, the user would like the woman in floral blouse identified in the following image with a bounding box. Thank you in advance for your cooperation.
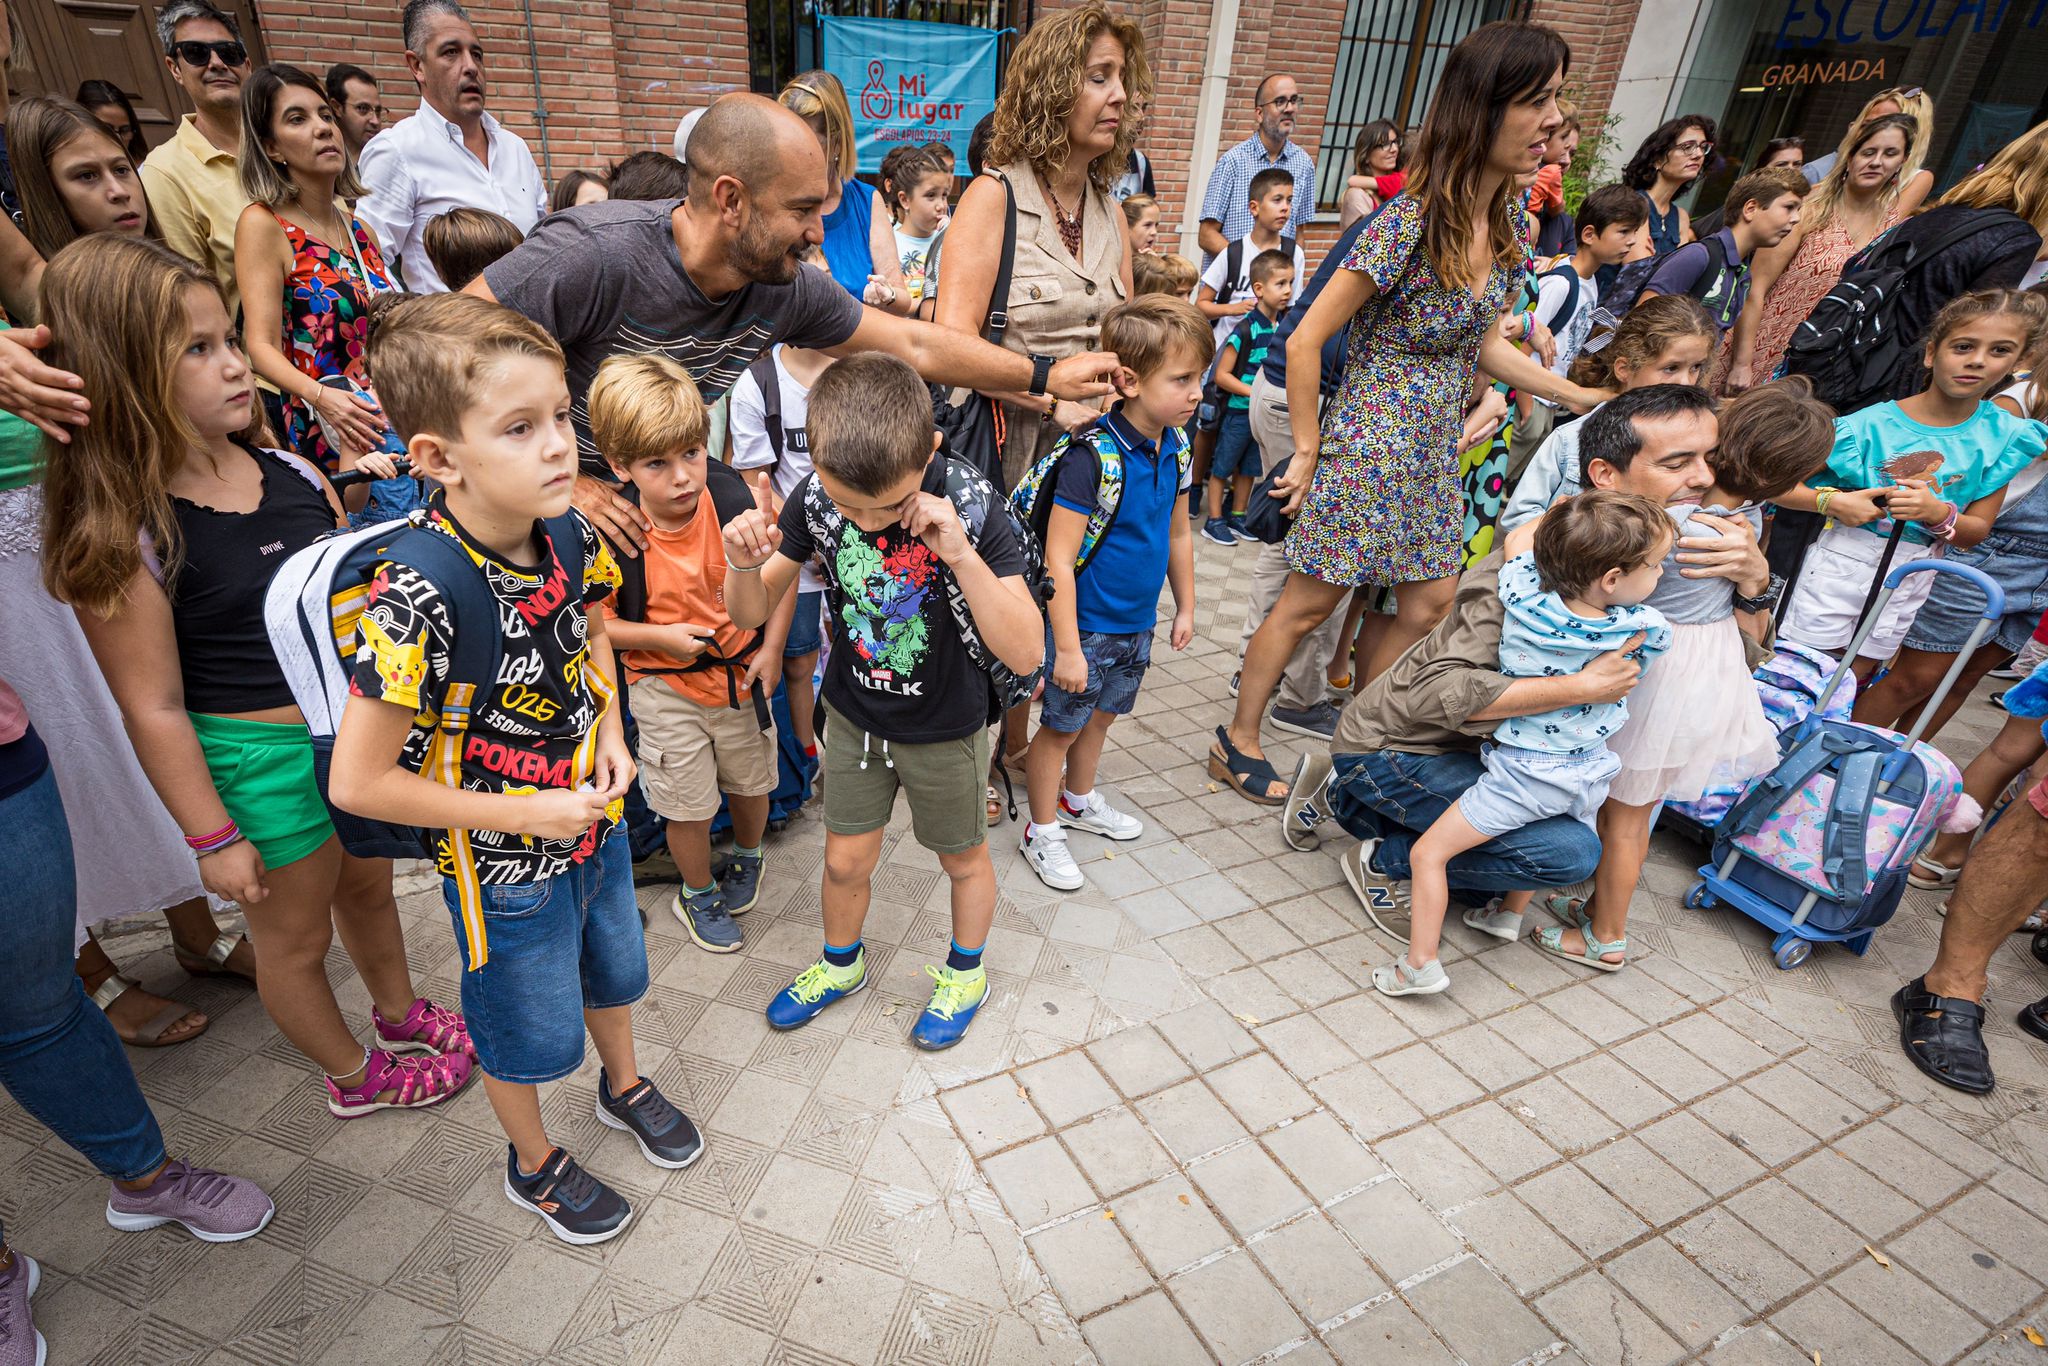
[232,63,394,477]
[1214,20,1608,806]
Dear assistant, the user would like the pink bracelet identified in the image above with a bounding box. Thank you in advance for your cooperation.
[1931,502,1960,542]
[185,821,241,853]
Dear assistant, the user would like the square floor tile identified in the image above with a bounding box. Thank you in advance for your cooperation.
[1328,1181,1461,1283]
[1062,1106,1176,1198]
[1250,1212,1385,1323]
[980,1137,1097,1228]
[1608,1236,1747,1350]
[1137,1080,1248,1162]
[1323,1296,1457,1365]
[1171,1249,1307,1363]
[1262,1111,1384,1203]
[1028,1210,1152,1319]
[1516,1163,1648,1260]
[1538,1271,1685,1366]
[1451,1190,1580,1295]
[1190,1142,1312,1237]
[1402,1257,1556,1366]
[1081,1289,1208,1363]
[1087,1026,1194,1098]
[940,1074,1047,1157]
[1016,1050,1120,1128]
[1207,1053,1316,1132]
[1114,1176,1235,1276]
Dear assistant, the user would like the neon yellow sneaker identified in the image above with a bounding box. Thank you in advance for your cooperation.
[765,955,865,1030]
[911,964,987,1050]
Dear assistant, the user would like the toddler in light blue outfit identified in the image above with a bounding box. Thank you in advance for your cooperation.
[1376,491,1673,999]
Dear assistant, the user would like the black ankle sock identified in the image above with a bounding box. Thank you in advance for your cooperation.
[823,939,862,968]
[946,940,985,973]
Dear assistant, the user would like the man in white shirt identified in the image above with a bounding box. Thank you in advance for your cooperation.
[358,0,546,291]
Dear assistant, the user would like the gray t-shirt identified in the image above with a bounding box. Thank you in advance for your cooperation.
[484,198,866,473]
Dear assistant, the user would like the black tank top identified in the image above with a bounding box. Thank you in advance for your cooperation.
[168,441,336,713]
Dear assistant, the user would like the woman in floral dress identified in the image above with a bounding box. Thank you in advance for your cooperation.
[232,64,394,478]
[1214,20,1608,805]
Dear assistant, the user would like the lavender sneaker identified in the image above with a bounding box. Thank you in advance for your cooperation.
[0,1251,43,1366]
[104,1160,275,1243]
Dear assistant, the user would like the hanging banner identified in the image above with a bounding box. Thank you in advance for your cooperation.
[819,14,1000,173]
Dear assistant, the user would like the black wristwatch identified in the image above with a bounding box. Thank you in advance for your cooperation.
[1732,574,1784,615]
[1027,353,1054,398]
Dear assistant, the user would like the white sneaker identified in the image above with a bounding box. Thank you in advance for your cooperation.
[1057,792,1143,841]
[1021,826,1085,891]
[1372,958,1449,997]
[1461,898,1526,941]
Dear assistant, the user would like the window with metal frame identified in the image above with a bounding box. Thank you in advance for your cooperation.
[1313,0,1527,211]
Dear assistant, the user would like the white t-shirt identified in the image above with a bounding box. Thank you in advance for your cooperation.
[1998,377,2048,505]
[895,226,940,303]
[1532,263,1601,387]
[1197,233,1308,347]
[729,345,823,593]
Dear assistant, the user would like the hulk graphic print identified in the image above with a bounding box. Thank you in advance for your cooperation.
[834,533,939,675]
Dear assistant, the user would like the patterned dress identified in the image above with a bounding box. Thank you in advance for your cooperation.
[1285,195,1527,586]
[1737,200,1902,385]
[269,206,391,474]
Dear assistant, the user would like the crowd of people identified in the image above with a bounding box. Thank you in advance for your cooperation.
[1,0,2047,1353]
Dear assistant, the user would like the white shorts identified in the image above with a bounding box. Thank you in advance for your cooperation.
[1780,525,1939,661]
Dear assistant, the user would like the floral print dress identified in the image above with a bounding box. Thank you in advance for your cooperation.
[269,206,390,474]
[1285,195,1527,587]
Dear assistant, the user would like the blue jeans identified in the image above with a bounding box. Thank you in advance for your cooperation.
[1040,629,1152,732]
[1210,408,1262,482]
[0,764,168,1204]
[1327,748,1601,895]
[442,833,649,1084]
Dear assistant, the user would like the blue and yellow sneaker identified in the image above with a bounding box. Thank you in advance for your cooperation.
[911,964,987,1051]
[765,955,865,1031]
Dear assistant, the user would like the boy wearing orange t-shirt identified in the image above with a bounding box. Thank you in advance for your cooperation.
[592,355,794,953]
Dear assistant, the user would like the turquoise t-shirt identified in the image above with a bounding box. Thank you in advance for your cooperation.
[1814,400,2048,545]
[0,323,43,492]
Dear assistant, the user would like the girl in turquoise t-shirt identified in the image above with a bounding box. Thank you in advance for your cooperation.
[1778,289,2048,677]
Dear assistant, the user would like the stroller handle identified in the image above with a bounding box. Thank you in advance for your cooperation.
[1881,557,2004,610]
[1808,558,2006,745]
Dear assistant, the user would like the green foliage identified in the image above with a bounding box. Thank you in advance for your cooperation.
[1562,111,1623,215]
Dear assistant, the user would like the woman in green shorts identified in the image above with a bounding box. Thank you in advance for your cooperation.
[38,234,476,1118]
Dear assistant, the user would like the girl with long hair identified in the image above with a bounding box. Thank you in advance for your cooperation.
[39,234,476,1116]
[778,70,909,311]
[547,167,607,213]
[1340,119,1403,228]
[1620,113,1718,256]
[9,95,157,264]
[74,78,148,164]
[1725,112,1918,391]
[1803,86,1935,198]
[1214,20,1608,806]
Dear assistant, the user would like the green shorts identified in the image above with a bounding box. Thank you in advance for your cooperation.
[821,704,989,854]
[189,712,335,870]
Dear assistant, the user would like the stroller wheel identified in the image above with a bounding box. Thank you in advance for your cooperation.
[1683,885,1712,910]
[1773,938,1812,970]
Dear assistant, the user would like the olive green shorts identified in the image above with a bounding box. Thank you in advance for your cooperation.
[821,704,989,854]
[188,712,335,870]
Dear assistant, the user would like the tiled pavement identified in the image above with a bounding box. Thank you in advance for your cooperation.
[10,538,2048,1365]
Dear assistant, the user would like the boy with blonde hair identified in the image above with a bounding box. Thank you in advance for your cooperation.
[590,354,793,953]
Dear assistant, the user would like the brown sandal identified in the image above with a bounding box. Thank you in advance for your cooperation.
[92,974,209,1048]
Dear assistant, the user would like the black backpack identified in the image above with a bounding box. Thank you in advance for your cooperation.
[611,460,774,729]
[1783,208,2020,413]
[1213,233,1298,309]
[1581,233,1736,348]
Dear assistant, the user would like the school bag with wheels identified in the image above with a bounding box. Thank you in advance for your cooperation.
[1660,640,1857,839]
[1782,208,2021,412]
[1683,560,1994,970]
[262,502,586,865]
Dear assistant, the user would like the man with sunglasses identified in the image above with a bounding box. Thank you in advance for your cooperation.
[1196,74,1316,264]
[139,0,253,318]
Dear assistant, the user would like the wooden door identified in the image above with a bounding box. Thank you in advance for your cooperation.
[9,0,267,149]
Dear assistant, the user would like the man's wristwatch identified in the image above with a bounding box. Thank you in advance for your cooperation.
[1027,353,1054,398]
[1731,574,1784,615]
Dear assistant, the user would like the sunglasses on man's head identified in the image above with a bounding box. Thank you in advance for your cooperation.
[174,39,247,68]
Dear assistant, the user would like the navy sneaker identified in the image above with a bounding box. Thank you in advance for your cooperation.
[766,955,866,1030]
[503,1146,631,1245]
[674,887,742,953]
[1270,698,1340,739]
[714,850,764,915]
[1201,517,1238,546]
[595,1069,704,1169]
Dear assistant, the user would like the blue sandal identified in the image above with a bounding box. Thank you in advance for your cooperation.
[1534,923,1628,973]
[1540,892,1593,930]
[1208,726,1288,806]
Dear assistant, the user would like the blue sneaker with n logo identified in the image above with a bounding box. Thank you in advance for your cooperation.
[1342,838,1412,944]
[766,955,866,1030]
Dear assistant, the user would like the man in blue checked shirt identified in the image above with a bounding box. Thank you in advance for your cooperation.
[1197,73,1318,264]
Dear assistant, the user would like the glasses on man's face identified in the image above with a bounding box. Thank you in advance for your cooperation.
[1265,95,1302,109]
[1672,138,1713,156]
[174,39,248,69]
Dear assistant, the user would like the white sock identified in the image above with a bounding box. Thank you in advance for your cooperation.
[1027,821,1066,841]
[1061,788,1094,811]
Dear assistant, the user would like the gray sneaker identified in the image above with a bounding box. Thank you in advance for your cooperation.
[1269,698,1340,739]
[714,849,764,915]
[1282,751,1335,851]
[104,1159,275,1243]
[674,887,743,953]
[1343,838,1412,943]
[0,1250,43,1366]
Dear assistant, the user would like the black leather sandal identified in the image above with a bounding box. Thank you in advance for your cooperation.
[1891,977,1995,1095]
[2018,996,2048,1046]
[1208,726,1287,806]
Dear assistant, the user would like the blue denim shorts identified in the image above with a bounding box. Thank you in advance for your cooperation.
[1457,742,1620,838]
[1210,409,1262,482]
[1902,532,2048,655]
[784,588,825,659]
[1041,629,1152,733]
[441,833,649,1084]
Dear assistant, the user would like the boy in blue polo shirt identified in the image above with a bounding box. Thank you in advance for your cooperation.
[1021,297,1209,891]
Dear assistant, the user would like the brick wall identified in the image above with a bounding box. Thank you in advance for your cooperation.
[251,0,1626,249]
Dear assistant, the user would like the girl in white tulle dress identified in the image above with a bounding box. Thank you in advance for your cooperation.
[1533,380,1837,970]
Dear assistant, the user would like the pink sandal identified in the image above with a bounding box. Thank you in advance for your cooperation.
[374,997,477,1063]
[326,1047,474,1118]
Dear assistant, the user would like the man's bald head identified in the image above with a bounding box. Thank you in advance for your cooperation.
[686,93,824,202]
